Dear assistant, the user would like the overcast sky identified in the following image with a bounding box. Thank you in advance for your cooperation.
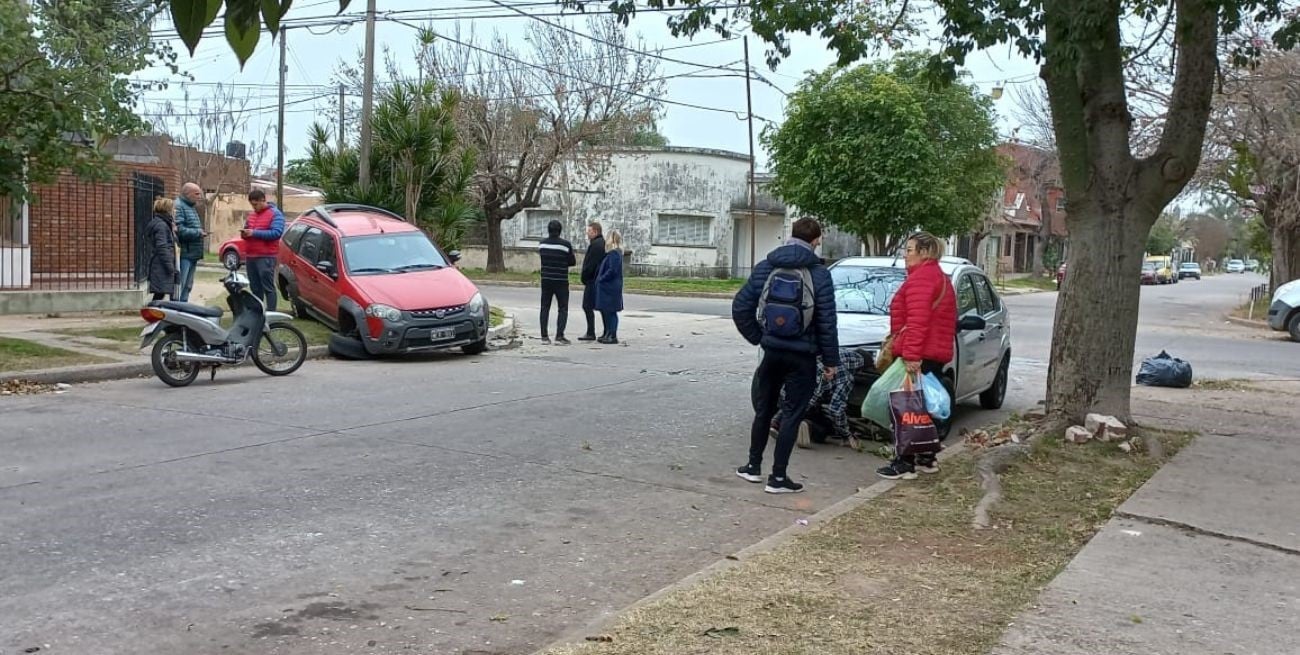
[136,0,1042,173]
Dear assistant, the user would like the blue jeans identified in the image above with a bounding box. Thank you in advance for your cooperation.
[176,258,199,302]
[600,310,619,337]
[247,257,277,312]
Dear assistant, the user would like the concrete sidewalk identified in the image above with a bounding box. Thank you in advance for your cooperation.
[992,381,1300,655]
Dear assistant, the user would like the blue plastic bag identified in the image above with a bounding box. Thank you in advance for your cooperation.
[921,372,951,421]
[862,359,907,428]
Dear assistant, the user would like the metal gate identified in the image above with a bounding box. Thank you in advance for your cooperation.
[133,173,165,283]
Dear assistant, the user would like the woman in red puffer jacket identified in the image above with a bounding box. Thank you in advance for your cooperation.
[878,231,957,480]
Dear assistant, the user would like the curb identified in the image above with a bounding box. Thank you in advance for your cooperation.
[1225,314,1269,330]
[1,315,518,387]
[0,345,331,386]
[529,442,967,654]
[474,280,736,300]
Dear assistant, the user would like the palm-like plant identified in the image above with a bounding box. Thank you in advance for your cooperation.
[305,81,480,249]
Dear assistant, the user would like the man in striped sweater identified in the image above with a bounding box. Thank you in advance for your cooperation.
[538,220,577,344]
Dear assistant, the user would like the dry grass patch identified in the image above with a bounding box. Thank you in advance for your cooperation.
[544,427,1192,655]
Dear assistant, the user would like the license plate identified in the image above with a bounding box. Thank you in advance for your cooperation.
[427,327,455,341]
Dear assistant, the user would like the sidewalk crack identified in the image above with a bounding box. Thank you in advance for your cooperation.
[1115,511,1300,557]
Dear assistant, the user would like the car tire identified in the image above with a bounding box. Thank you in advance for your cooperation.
[222,249,240,270]
[1288,312,1300,343]
[462,336,488,356]
[328,331,370,360]
[980,354,1010,410]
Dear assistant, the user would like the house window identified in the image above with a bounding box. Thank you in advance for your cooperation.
[1056,196,1067,212]
[1012,192,1025,209]
[655,213,711,247]
[1003,236,1013,257]
[524,209,562,240]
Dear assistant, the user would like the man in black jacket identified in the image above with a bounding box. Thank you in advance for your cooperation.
[579,221,607,341]
[538,220,577,344]
[731,217,839,494]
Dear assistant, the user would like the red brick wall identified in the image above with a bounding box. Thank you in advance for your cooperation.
[29,164,180,281]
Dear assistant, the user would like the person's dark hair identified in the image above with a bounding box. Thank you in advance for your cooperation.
[248,188,266,202]
[588,221,603,236]
[547,219,562,237]
[790,217,822,244]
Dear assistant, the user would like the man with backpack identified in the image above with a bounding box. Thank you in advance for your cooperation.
[731,217,839,494]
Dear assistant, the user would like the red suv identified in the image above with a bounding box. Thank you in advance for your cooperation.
[276,204,490,357]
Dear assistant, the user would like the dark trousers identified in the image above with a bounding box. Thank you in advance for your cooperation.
[894,359,945,466]
[748,348,819,478]
[600,310,619,338]
[247,257,277,312]
[540,279,569,338]
[581,286,601,337]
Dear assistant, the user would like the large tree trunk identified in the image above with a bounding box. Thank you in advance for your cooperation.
[1047,204,1156,424]
[486,210,506,273]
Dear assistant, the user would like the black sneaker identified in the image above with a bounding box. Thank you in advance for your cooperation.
[555,336,571,345]
[915,456,940,474]
[578,334,597,342]
[736,464,764,483]
[876,462,917,480]
[764,475,804,494]
[540,336,552,345]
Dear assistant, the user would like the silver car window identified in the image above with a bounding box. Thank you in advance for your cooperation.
[972,274,999,315]
[956,274,979,316]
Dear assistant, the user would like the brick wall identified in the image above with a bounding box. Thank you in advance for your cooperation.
[28,163,180,284]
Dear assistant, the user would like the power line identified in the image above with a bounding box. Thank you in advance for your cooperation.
[481,0,745,74]
[138,94,331,118]
[389,18,769,122]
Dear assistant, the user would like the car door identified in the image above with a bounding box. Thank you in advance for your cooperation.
[294,227,326,312]
[970,273,1007,388]
[313,232,342,315]
[954,273,986,400]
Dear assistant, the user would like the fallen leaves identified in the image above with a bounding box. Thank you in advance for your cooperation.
[0,380,59,395]
[962,426,1020,449]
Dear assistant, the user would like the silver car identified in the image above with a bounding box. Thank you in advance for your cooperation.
[829,256,1012,436]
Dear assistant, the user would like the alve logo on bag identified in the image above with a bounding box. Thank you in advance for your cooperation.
[898,411,934,427]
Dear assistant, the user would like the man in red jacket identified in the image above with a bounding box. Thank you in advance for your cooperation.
[240,189,285,311]
[878,232,958,480]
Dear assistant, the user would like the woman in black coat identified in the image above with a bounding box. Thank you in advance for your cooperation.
[146,197,179,301]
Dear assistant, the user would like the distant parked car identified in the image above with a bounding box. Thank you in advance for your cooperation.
[1226,259,1246,274]
[1178,262,1202,280]
[1056,262,1067,290]
[217,236,247,270]
[1269,278,1300,342]
[1141,262,1159,285]
[1246,259,1260,272]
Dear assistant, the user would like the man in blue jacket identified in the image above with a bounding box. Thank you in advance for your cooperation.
[174,183,207,302]
[731,217,839,494]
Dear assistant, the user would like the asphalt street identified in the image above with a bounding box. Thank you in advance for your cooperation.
[2,271,1294,655]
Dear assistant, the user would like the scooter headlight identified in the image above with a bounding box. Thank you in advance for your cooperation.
[365,304,402,321]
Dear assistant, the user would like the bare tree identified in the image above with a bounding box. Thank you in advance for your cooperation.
[1203,43,1300,289]
[416,18,665,272]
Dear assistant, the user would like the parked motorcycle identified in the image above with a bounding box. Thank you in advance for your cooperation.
[139,261,307,387]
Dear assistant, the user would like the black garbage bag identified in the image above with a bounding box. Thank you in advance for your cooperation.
[1136,350,1193,388]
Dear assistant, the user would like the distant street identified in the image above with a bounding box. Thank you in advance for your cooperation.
[2,271,1295,655]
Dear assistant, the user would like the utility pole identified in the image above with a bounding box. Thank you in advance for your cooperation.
[744,36,757,273]
[358,0,377,188]
[276,27,287,207]
[337,83,346,152]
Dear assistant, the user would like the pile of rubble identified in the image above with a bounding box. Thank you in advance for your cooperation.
[1065,414,1138,451]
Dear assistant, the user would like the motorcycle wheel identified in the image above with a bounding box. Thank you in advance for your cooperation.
[253,322,308,376]
[152,332,201,387]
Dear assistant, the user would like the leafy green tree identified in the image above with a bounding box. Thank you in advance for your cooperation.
[284,158,322,188]
[305,81,479,250]
[1146,213,1182,256]
[1,0,174,202]
[762,53,1003,254]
